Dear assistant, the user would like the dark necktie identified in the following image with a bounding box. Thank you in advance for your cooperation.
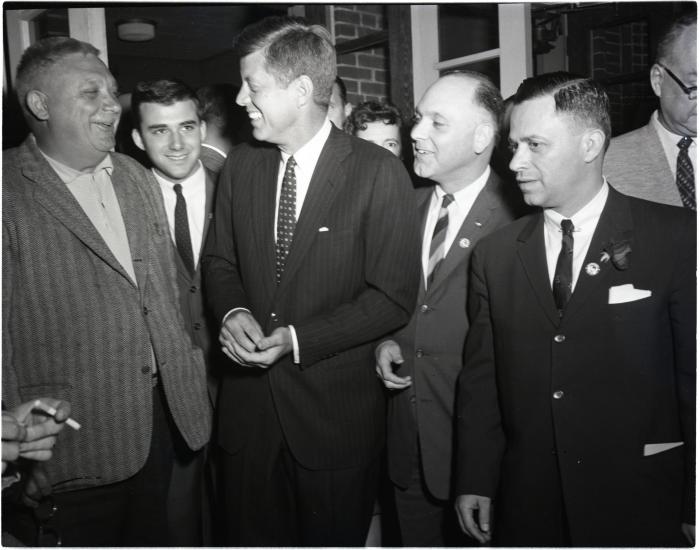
[276,156,297,284]
[173,183,195,274]
[426,193,454,287]
[553,219,574,315]
[676,136,695,211]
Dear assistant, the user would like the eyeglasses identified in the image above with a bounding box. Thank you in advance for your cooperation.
[659,64,697,100]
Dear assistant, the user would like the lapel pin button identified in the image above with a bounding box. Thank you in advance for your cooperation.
[459,238,471,248]
[585,262,600,276]
[475,221,483,227]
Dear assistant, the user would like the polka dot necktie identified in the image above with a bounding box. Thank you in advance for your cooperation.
[553,219,574,316]
[676,136,695,211]
[426,193,454,288]
[173,183,195,275]
[276,156,297,284]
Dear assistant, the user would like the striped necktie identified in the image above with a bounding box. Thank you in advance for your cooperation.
[676,136,695,211]
[276,156,297,284]
[426,193,454,287]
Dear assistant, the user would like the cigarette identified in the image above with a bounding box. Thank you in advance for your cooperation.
[33,400,81,430]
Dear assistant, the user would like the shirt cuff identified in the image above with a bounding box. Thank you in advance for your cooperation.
[289,325,300,364]
[223,307,250,325]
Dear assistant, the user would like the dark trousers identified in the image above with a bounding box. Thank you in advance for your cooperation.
[394,441,474,547]
[220,385,379,547]
[5,384,176,547]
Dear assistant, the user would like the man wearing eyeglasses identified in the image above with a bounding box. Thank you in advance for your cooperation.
[605,11,696,209]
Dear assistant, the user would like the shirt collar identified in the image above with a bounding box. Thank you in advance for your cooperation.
[544,179,609,232]
[152,161,205,191]
[433,166,491,208]
[39,147,114,185]
[201,143,227,158]
[279,120,332,171]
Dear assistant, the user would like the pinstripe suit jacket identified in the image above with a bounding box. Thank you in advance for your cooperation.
[203,127,421,469]
[2,137,212,492]
[604,116,683,206]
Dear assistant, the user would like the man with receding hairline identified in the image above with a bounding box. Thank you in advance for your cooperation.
[203,15,419,546]
[455,72,695,546]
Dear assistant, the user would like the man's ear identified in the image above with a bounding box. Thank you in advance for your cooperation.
[473,122,495,155]
[26,90,50,121]
[650,64,663,99]
[131,128,146,151]
[343,102,353,118]
[295,75,314,107]
[200,120,207,142]
[581,128,606,163]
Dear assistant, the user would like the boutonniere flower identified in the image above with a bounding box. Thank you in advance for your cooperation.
[600,238,632,270]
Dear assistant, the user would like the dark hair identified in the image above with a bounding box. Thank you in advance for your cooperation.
[15,37,100,120]
[234,15,336,108]
[442,70,504,139]
[512,72,611,149]
[344,100,403,135]
[131,79,199,131]
[656,11,697,64]
[334,76,348,105]
[196,83,238,130]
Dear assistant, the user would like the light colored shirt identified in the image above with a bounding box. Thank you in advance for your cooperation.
[225,120,333,364]
[41,151,137,285]
[652,110,697,177]
[153,161,207,267]
[421,167,491,286]
[544,181,609,292]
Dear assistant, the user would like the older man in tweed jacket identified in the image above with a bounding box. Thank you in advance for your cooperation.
[2,37,211,546]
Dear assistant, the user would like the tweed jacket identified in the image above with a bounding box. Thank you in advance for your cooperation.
[3,137,212,492]
[604,115,682,206]
[387,171,522,500]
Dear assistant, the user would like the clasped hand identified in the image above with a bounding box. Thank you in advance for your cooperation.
[219,311,292,368]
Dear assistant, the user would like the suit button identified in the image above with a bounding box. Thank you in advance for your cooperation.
[193,322,201,330]
[141,365,150,374]
[143,306,149,315]
[270,312,277,318]
[419,304,429,313]
[416,349,424,358]
[189,285,197,293]
[553,390,564,399]
[553,334,565,343]
[577,458,583,465]
[410,395,416,404]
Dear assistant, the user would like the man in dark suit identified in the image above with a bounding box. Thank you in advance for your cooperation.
[3,37,211,546]
[375,71,522,546]
[604,12,696,207]
[202,16,420,546]
[455,72,695,547]
[131,78,219,545]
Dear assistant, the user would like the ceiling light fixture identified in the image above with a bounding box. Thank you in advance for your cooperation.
[116,19,156,42]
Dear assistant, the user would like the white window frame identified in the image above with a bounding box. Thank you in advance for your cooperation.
[411,3,532,102]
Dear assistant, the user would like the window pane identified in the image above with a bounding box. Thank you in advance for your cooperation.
[438,4,499,61]
[441,58,500,89]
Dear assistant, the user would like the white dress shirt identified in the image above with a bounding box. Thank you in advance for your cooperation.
[652,110,697,177]
[153,161,207,268]
[544,181,609,292]
[421,166,491,286]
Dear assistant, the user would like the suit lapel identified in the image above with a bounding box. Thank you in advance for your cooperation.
[564,187,633,320]
[252,147,280,299]
[516,213,560,327]
[428,172,501,292]
[416,188,432,287]
[25,140,137,288]
[276,128,350,292]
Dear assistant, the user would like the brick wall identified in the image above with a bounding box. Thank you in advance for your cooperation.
[591,21,649,133]
[333,5,390,105]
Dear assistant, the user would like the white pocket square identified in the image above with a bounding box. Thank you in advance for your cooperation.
[608,284,651,304]
[318,227,329,232]
[643,441,684,456]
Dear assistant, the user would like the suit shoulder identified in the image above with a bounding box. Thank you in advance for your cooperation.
[476,212,535,251]
[625,192,695,227]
